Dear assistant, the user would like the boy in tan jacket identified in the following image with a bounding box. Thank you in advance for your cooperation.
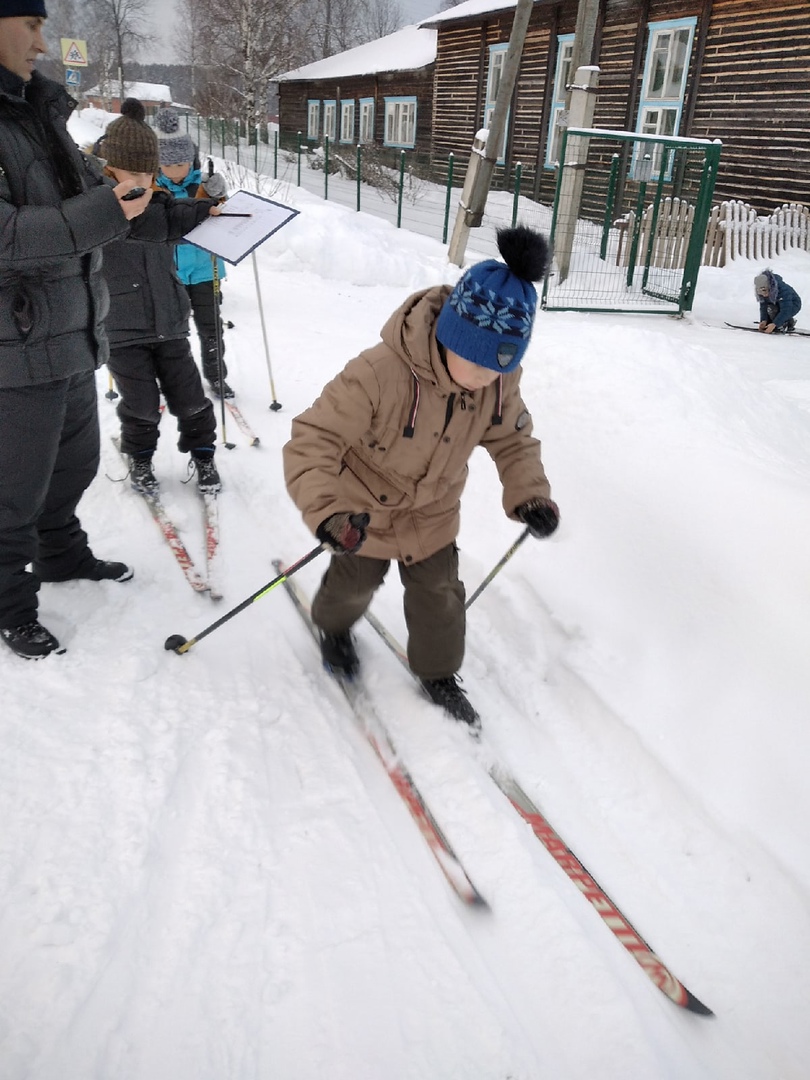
[283,226,559,727]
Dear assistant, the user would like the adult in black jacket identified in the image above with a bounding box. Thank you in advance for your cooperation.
[0,1,154,659]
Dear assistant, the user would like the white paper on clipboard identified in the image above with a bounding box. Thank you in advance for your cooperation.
[181,190,300,265]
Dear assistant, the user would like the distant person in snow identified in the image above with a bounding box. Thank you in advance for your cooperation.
[153,106,235,399]
[283,226,559,729]
[755,269,801,334]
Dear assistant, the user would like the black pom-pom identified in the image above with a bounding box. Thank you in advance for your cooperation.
[120,97,146,122]
[496,226,550,283]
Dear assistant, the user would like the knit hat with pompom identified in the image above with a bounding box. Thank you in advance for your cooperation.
[435,226,550,373]
[103,98,159,175]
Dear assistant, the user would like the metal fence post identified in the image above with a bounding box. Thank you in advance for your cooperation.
[397,151,405,228]
[297,132,302,186]
[443,154,454,244]
[220,118,225,158]
[511,162,522,227]
[324,135,329,200]
[600,153,620,260]
[356,144,362,211]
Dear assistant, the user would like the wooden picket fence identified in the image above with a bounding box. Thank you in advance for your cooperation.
[618,199,810,269]
[703,201,810,266]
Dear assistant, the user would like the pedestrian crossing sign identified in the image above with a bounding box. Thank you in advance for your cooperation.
[60,39,88,67]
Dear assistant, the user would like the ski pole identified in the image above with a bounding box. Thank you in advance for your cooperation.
[464,527,531,611]
[252,250,282,411]
[165,542,326,654]
[210,252,235,449]
[105,371,119,400]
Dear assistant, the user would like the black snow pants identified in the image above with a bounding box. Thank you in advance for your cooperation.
[311,542,466,679]
[0,370,101,627]
[186,280,227,383]
[107,338,217,456]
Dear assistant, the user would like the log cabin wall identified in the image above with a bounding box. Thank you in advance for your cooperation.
[428,0,808,215]
[278,65,436,167]
[687,0,810,213]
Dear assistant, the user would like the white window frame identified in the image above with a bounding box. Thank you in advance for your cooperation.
[340,99,355,143]
[483,43,509,163]
[323,99,336,141]
[634,18,696,178]
[545,34,574,168]
[359,97,375,143]
[384,97,416,148]
[307,100,320,140]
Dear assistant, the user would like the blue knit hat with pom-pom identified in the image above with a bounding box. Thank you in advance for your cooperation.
[436,226,550,373]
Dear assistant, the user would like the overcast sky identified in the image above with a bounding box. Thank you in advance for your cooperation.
[148,0,445,65]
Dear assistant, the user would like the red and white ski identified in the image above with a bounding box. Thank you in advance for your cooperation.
[362,609,713,1016]
[274,562,488,909]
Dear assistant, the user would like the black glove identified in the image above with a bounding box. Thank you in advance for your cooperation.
[316,512,370,554]
[202,172,227,199]
[515,497,560,539]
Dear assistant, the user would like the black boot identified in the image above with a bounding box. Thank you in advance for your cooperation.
[319,629,359,678]
[0,621,64,659]
[191,451,221,493]
[130,453,159,494]
[420,676,480,729]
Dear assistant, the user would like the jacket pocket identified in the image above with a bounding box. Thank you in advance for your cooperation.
[105,280,149,336]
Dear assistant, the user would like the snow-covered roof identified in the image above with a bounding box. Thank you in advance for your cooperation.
[277,25,437,82]
[82,81,174,102]
[419,0,519,26]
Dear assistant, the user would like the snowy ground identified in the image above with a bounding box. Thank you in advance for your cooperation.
[1,109,809,1079]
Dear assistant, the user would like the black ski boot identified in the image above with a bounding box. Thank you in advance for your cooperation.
[191,452,221,494]
[319,629,359,678]
[208,378,235,399]
[130,453,159,494]
[0,621,65,659]
[421,676,480,729]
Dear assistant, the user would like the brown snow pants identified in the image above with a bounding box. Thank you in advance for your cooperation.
[311,542,466,679]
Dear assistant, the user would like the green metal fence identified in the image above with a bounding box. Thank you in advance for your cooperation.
[541,127,721,315]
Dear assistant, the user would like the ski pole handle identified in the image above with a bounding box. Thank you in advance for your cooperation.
[165,543,326,654]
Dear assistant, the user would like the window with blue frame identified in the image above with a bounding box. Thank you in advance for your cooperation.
[359,98,375,143]
[340,100,355,143]
[323,100,336,141]
[635,18,696,176]
[545,34,574,168]
[384,97,416,148]
[307,100,320,140]
[484,43,509,162]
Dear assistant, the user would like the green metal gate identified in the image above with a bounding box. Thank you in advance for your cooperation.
[542,128,721,315]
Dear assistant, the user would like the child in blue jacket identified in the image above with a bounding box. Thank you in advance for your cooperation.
[155,110,235,397]
[754,269,802,333]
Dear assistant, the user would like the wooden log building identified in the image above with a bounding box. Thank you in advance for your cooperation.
[276,25,438,171]
[277,1,809,216]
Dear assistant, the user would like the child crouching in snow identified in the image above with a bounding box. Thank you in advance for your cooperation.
[755,269,801,334]
[283,226,559,728]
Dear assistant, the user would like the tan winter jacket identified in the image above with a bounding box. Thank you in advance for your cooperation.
[283,284,552,565]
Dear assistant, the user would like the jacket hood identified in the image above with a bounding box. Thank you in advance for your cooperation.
[379,284,455,392]
[754,268,779,304]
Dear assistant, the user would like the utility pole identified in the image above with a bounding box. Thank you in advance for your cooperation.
[554,64,600,283]
[565,0,601,109]
[447,0,535,267]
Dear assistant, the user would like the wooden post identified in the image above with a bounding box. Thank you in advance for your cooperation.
[447,0,535,266]
[554,65,600,283]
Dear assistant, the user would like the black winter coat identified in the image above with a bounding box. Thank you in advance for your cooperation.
[0,67,129,388]
[102,190,217,348]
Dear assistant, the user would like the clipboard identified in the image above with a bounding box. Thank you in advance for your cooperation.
[182,190,300,265]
